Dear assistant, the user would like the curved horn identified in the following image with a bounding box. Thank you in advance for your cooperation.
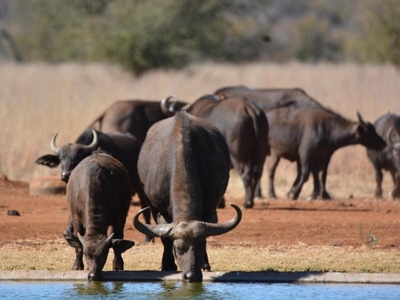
[133,207,174,238]
[77,232,85,245]
[180,103,192,111]
[386,127,394,144]
[50,133,60,154]
[82,130,98,152]
[205,204,242,237]
[161,94,178,116]
[387,127,400,150]
[105,232,114,246]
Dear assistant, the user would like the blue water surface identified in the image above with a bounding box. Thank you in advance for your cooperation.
[0,281,399,300]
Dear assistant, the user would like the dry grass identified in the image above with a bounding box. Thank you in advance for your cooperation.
[1,62,399,274]
[1,61,399,196]
[1,239,400,273]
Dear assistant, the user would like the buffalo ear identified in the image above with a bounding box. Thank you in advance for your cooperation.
[111,239,135,253]
[63,230,81,248]
[35,154,60,168]
[357,111,366,126]
[356,124,365,136]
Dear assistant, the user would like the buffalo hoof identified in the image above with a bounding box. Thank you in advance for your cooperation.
[144,236,154,243]
[72,263,84,270]
[286,192,298,200]
[389,191,400,200]
[321,191,331,200]
[242,201,254,209]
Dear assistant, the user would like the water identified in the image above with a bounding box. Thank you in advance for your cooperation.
[0,281,399,300]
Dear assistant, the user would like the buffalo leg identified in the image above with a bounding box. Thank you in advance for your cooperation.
[63,225,84,270]
[135,188,153,242]
[156,214,178,271]
[202,241,211,272]
[72,247,84,270]
[288,157,311,200]
[287,161,301,198]
[307,169,321,201]
[254,162,266,199]
[389,169,400,199]
[233,161,255,208]
[111,222,125,271]
[267,153,280,199]
[255,179,262,199]
[320,165,331,200]
[373,162,383,199]
[161,237,178,271]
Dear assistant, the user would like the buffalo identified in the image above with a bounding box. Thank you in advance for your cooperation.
[162,94,269,209]
[265,106,386,200]
[87,97,188,143]
[63,152,135,280]
[214,85,324,110]
[367,113,400,199]
[36,129,152,241]
[133,111,242,282]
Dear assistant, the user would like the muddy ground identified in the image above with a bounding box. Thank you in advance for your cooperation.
[1,177,400,250]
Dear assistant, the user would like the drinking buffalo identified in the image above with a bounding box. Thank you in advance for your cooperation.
[63,152,135,280]
[266,106,386,200]
[367,113,400,199]
[36,129,152,241]
[162,94,269,209]
[134,111,242,282]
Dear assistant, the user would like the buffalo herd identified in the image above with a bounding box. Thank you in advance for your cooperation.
[35,84,399,281]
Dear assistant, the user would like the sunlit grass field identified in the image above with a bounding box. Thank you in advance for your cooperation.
[1,61,399,199]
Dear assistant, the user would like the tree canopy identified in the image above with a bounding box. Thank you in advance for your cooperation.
[0,0,399,74]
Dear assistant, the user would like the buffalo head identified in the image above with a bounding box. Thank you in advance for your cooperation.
[133,204,242,282]
[36,130,98,182]
[356,112,386,150]
[387,127,400,182]
[63,230,135,281]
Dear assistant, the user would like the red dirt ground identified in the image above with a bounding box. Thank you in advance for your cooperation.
[1,177,400,248]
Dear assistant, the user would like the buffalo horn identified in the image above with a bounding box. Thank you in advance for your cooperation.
[387,127,400,150]
[77,232,84,245]
[82,130,98,152]
[50,133,60,154]
[133,207,174,238]
[204,204,242,237]
[357,112,366,126]
[77,232,114,246]
[161,95,178,116]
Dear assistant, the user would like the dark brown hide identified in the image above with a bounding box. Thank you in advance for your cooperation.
[164,94,269,208]
[367,113,400,199]
[87,99,188,143]
[266,106,386,200]
[36,130,152,242]
[214,85,324,110]
[64,153,134,280]
[135,112,241,282]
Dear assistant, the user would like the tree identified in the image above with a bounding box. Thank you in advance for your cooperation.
[358,0,400,68]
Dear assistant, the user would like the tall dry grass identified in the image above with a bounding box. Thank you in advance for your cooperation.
[1,61,399,199]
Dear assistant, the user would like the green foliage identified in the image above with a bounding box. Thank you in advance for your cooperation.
[3,0,400,74]
[357,0,400,67]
